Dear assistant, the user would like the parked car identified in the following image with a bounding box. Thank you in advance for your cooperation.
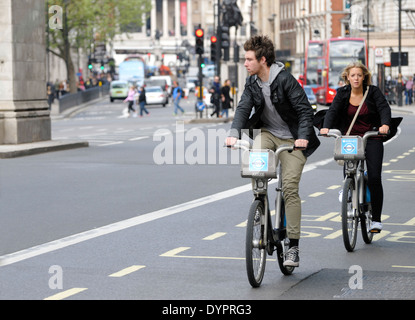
[109,80,129,102]
[149,75,173,96]
[144,86,168,107]
[303,85,318,112]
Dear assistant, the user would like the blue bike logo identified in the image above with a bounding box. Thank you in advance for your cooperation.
[341,138,358,155]
[249,152,269,171]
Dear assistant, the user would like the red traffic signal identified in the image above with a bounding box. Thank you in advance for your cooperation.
[210,35,217,43]
[195,28,204,55]
[195,28,204,38]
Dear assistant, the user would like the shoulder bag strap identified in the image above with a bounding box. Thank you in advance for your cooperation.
[346,87,369,136]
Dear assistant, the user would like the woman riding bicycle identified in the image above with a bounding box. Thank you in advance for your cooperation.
[320,62,394,233]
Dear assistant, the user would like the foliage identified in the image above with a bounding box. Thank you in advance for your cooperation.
[47,0,151,91]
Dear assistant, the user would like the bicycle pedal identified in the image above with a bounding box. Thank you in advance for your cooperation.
[369,229,381,234]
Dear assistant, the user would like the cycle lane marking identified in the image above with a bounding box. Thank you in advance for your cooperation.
[0,140,407,268]
[202,232,227,240]
[108,265,146,277]
[43,288,87,300]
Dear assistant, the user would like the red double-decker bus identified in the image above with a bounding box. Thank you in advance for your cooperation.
[304,38,368,105]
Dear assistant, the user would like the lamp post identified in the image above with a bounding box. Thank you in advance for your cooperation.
[301,8,306,75]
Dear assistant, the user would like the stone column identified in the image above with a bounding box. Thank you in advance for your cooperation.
[162,0,168,38]
[0,0,51,144]
[174,0,180,37]
[186,0,193,38]
[151,0,157,38]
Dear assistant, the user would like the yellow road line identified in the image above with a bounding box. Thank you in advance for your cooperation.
[109,265,146,277]
[314,212,339,221]
[327,185,341,190]
[44,287,87,300]
[160,247,191,257]
[309,192,325,197]
[160,246,276,261]
[203,232,227,240]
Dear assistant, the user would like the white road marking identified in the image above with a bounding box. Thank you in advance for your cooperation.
[0,156,348,267]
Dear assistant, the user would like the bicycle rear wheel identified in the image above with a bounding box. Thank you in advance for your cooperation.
[246,199,266,287]
[341,177,358,252]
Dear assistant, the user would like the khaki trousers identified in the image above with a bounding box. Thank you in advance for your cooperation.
[252,130,306,239]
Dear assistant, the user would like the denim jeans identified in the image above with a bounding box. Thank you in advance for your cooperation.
[139,101,149,116]
[174,100,184,115]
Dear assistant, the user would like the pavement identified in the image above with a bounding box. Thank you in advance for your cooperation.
[0,99,93,159]
[280,268,415,300]
[0,98,412,159]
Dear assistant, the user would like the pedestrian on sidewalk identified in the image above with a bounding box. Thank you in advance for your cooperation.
[172,82,185,116]
[405,76,413,105]
[124,85,136,117]
[138,85,149,117]
[209,76,221,118]
[220,79,233,118]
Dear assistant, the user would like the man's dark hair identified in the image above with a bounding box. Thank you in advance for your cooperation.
[243,35,275,67]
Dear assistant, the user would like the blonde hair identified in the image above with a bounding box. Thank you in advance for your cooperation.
[341,61,372,86]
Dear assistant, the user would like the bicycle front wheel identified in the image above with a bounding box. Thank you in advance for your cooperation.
[341,177,358,252]
[246,199,266,288]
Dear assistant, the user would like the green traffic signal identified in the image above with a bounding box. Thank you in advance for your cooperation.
[88,64,93,70]
[200,62,205,68]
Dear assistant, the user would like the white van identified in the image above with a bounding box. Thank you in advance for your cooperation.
[150,75,173,96]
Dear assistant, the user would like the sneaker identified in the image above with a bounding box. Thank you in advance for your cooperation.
[369,221,383,233]
[283,246,299,267]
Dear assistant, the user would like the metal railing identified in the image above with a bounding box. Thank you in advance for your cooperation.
[58,84,109,113]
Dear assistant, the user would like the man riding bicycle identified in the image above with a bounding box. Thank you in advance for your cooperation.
[225,35,320,267]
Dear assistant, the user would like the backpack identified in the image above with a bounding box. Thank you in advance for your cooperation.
[180,87,185,98]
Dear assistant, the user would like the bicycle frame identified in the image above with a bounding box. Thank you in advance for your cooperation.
[324,129,381,251]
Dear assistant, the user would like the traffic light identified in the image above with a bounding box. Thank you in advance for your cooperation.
[220,26,230,50]
[195,28,204,55]
[219,26,230,61]
[210,35,218,62]
[88,61,93,70]
[100,61,105,71]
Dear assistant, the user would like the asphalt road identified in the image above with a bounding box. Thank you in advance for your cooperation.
[1,96,414,303]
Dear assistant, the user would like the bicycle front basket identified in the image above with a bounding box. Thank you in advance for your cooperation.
[241,149,277,178]
[333,136,365,160]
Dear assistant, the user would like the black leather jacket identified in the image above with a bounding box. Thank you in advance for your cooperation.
[229,67,320,157]
[323,84,391,132]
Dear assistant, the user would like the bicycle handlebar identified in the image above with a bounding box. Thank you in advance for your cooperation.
[225,140,304,155]
[224,139,251,151]
[320,129,388,143]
